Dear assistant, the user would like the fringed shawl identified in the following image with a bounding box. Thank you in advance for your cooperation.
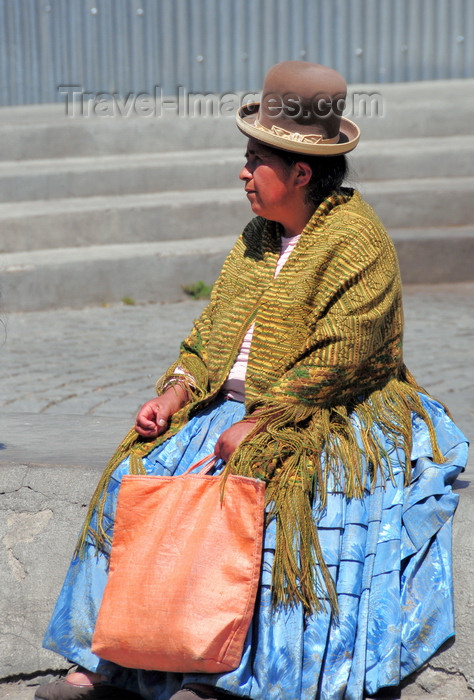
[77,191,444,615]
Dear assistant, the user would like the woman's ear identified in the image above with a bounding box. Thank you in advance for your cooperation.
[294,161,313,188]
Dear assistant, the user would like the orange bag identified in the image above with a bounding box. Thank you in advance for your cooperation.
[92,455,265,673]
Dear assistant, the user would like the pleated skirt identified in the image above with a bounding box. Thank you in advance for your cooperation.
[42,394,468,700]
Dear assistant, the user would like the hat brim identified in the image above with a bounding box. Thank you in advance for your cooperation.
[237,103,360,155]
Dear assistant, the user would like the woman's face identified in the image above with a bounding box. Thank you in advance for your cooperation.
[239,138,301,222]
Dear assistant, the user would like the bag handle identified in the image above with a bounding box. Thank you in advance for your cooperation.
[180,453,217,477]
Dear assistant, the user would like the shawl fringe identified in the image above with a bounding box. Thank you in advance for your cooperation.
[221,368,446,616]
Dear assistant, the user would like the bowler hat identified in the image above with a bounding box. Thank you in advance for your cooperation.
[237,61,360,155]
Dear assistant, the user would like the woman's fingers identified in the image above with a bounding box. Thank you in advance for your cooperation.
[135,385,190,437]
[135,399,169,437]
[214,420,258,462]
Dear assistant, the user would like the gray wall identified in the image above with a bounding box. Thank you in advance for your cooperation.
[1,0,474,107]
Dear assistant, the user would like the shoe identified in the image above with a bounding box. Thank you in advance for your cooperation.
[34,677,141,700]
[169,685,242,700]
[169,690,218,700]
[34,678,103,700]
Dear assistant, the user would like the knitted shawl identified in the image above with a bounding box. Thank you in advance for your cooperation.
[78,191,443,615]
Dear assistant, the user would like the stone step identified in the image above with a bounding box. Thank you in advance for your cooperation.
[1,177,473,254]
[0,236,237,312]
[0,188,249,253]
[390,226,474,285]
[0,79,472,160]
[1,226,473,312]
[361,176,474,228]
[1,136,473,204]
[351,135,474,181]
[0,150,243,203]
[0,106,242,161]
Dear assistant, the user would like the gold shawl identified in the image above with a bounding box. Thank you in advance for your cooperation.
[77,191,443,615]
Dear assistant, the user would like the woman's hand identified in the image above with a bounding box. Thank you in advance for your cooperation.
[214,419,258,463]
[135,384,188,438]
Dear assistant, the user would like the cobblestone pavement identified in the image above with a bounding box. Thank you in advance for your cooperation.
[1,283,473,438]
[0,297,208,421]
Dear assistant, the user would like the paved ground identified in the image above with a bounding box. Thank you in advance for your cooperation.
[0,283,472,700]
[1,283,473,437]
[0,296,208,420]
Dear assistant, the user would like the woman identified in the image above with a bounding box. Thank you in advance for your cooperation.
[37,62,467,700]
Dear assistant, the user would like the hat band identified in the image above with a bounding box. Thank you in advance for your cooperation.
[254,119,340,145]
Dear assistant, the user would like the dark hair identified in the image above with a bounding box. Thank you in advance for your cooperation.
[269,146,349,207]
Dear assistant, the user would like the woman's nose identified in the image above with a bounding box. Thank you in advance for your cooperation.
[239,164,251,181]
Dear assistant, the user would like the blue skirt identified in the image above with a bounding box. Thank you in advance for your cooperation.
[43,395,468,700]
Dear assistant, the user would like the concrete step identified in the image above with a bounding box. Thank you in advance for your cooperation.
[0,149,243,203]
[0,79,473,160]
[0,188,249,253]
[361,176,474,228]
[1,136,474,204]
[350,135,474,181]
[1,226,473,312]
[349,78,474,140]
[390,226,474,284]
[0,236,237,311]
[0,106,242,161]
[1,177,474,254]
